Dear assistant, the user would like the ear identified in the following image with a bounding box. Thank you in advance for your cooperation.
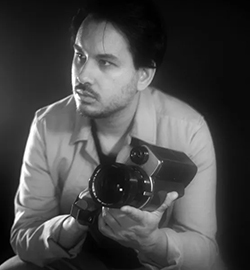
[137,67,156,91]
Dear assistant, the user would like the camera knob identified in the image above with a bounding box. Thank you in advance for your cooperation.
[130,146,149,165]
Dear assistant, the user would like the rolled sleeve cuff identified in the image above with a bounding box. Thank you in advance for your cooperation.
[48,215,86,260]
[137,229,182,270]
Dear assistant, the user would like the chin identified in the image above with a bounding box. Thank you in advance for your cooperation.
[76,105,103,119]
[77,106,122,119]
[76,98,127,119]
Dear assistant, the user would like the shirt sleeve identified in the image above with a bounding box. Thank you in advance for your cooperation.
[10,113,84,267]
[138,118,219,269]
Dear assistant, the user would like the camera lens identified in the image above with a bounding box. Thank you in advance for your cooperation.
[89,163,152,208]
[93,164,129,205]
[130,146,149,165]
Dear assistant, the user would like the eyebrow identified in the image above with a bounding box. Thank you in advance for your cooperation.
[73,44,119,63]
[96,53,119,62]
[73,44,83,52]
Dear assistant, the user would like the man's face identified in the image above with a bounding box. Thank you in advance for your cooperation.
[71,16,141,118]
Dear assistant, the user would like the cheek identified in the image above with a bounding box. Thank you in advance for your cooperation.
[71,59,81,83]
[110,78,125,90]
[102,79,127,100]
[71,65,76,82]
[96,76,122,95]
[107,70,137,90]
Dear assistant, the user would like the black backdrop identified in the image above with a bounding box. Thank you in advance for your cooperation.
[0,1,249,269]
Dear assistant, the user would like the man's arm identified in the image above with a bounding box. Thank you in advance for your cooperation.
[98,118,218,269]
[10,114,87,267]
[143,119,218,269]
[163,118,218,269]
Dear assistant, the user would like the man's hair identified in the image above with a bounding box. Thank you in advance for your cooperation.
[70,0,167,70]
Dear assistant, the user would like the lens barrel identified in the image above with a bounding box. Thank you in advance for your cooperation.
[89,163,152,208]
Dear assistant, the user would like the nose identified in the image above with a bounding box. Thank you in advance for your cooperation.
[77,59,95,85]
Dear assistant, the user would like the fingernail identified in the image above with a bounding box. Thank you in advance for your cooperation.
[172,192,178,200]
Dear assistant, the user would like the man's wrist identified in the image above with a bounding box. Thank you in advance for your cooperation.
[64,215,88,231]
[137,228,169,267]
[58,215,88,250]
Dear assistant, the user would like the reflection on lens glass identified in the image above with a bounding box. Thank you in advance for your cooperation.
[95,165,128,204]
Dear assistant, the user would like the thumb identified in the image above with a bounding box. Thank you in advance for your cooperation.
[154,191,179,216]
[120,205,144,223]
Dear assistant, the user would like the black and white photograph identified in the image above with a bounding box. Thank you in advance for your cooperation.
[0,1,249,269]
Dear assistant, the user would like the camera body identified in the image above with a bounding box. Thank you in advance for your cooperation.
[70,138,197,225]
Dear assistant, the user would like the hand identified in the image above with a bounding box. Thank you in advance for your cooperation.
[98,191,178,252]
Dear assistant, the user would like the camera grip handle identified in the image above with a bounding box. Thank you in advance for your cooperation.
[164,181,185,197]
[144,181,185,211]
[70,190,101,226]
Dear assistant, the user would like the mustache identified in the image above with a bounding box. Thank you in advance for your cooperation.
[75,83,99,100]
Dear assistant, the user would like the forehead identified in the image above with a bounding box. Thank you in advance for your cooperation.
[75,16,132,59]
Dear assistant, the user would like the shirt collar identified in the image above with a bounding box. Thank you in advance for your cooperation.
[69,87,157,146]
[69,110,91,145]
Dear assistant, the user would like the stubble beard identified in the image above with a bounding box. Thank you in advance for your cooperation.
[75,80,139,120]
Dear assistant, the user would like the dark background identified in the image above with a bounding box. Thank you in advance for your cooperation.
[0,0,249,269]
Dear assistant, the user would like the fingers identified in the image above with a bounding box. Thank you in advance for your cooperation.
[102,208,121,228]
[121,192,178,221]
[155,191,178,215]
[98,211,117,239]
[120,206,144,223]
[98,207,119,238]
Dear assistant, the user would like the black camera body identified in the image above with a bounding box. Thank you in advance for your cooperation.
[71,138,197,225]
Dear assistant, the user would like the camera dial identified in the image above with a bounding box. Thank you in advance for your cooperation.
[130,146,149,165]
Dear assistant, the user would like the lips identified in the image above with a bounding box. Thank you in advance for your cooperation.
[76,88,95,98]
[75,84,98,99]
[74,85,99,104]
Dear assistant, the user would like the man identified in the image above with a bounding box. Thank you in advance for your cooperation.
[0,0,220,269]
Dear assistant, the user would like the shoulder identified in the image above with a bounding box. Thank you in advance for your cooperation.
[148,87,203,126]
[35,95,75,119]
[142,87,211,154]
[33,95,76,130]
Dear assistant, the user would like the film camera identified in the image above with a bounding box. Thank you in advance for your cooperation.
[70,138,197,226]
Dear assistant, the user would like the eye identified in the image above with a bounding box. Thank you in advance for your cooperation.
[98,59,113,67]
[75,51,87,62]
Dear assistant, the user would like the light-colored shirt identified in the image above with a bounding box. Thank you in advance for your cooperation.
[11,87,218,269]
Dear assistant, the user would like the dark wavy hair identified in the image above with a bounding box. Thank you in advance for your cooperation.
[70,0,167,70]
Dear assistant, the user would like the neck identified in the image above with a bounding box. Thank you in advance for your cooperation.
[93,93,140,138]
